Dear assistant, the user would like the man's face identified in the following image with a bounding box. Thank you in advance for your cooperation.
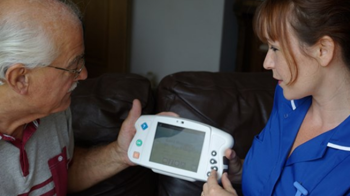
[29,23,87,115]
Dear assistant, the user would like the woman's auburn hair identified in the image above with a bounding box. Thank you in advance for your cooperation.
[253,0,350,83]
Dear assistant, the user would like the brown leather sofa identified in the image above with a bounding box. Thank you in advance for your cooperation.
[68,71,277,196]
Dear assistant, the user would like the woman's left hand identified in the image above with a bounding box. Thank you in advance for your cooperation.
[202,170,238,196]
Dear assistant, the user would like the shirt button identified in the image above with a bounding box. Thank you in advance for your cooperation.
[284,114,289,118]
[58,156,63,162]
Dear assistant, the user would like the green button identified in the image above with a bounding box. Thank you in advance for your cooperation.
[136,139,143,147]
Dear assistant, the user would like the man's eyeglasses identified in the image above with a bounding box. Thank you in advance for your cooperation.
[47,56,85,79]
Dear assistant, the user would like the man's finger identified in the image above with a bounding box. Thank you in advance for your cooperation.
[125,99,142,124]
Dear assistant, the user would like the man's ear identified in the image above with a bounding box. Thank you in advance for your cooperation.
[5,64,29,95]
[314,36,335,67]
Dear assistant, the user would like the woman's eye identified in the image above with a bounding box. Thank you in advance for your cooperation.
[270,46,278,52]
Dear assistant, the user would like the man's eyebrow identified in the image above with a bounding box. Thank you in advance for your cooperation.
[67,53,85,68]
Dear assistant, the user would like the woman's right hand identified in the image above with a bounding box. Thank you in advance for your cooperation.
[225,149,243,184]
[202,170,238,196]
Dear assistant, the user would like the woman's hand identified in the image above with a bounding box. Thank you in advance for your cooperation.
[225,149,243,184]
[202,170,238,196]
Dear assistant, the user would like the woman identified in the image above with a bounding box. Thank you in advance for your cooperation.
[202,0,350,195]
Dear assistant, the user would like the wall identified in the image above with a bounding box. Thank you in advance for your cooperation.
[130,0,237,85]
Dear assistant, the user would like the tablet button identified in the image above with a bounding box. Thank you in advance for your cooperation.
[210,159,217,164]
[223,156,229,173]
[207,171,211,177]
[136,139,143,147]
[211,166,218,171]
[141,122,148,130]
[133,151,140,159]
[211,151,217,156]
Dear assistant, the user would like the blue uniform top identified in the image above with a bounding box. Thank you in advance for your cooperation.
[242,85,350,196]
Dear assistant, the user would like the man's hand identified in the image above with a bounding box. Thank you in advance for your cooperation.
[114,99,179,167]
[114,99,142,166]
[202,170,238,196]
[68,99,179,193]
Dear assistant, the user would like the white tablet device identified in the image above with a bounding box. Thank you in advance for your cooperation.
[127,115,234,182]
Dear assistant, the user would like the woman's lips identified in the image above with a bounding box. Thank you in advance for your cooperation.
[273,78,282,84]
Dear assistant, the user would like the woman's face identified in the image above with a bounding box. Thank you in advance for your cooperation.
[263,25,321,100]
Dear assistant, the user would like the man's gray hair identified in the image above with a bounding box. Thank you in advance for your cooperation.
[0,0,82,80]
[0,19,57,80]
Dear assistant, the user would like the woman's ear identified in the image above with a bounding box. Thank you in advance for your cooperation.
[314,36,335,67]
[5,64,29,95]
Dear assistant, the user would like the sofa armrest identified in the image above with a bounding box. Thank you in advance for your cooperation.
[69,73,157,196]
[71,73,155,147]
[156,71,276,158]
[155,71,276,196]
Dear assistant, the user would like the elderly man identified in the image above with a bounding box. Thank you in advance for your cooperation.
[0,0,145,195]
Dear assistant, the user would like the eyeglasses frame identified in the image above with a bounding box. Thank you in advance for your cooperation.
[47,57,85,79]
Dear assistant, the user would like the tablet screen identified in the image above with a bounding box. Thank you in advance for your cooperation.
[149,122,205,172]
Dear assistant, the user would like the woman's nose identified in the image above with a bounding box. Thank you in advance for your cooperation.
[263,51,274,70]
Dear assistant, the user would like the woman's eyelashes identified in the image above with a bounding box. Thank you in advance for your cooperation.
[270,46,279,52]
